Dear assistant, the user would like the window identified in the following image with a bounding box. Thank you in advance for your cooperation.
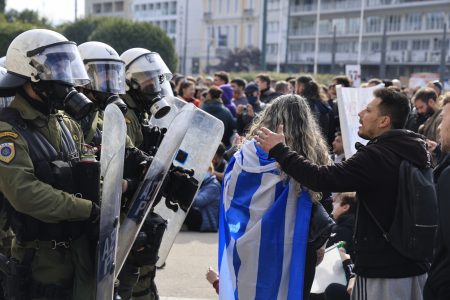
[332,18,346,34]
[405,13,422,31]
[391,40,408,51]
[386,15,401,32]
[141,4,146,11]
[348,18,360,34]
[114,1,124,12]
[426,12,445,30]
[170,2,177,14]
[267,43,278,55]
[233,25,238,48]
[94,3,102,13]
[227,0,230,13]
[235,0,239,12]
[412,39,429,50]
[366,16,382,33]
[162,2,169,15]
[268,21,279,33]
[103,2,113,13]
[247,24,253,47]
[169,20,176,34]
[303,41,315,52]
[319,41,331,53]
[371,41,380,52]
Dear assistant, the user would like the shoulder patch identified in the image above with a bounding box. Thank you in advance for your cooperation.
[0,131,18,139]
[0,143,15,164]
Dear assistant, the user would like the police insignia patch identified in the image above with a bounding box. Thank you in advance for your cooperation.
[0,143,15,163]
[0,131,18,139]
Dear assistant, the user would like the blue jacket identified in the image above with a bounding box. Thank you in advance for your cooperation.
[192,173,221,232]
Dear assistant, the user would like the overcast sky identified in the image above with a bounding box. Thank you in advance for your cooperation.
[6,0,85,25]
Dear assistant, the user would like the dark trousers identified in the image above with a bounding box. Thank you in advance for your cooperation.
[184,208,202,231]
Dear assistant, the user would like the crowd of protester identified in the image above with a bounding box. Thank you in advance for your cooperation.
[177,70,450,300]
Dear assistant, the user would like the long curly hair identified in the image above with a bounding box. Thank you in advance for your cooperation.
[247,94,331,201]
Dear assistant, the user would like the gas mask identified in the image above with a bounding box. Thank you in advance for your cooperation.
[32,81,93,120]
[128,74,170,119]
[91,90,127,115]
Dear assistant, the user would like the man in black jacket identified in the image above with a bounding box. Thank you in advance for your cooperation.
[256,88,430,300]
[424,95,450,300]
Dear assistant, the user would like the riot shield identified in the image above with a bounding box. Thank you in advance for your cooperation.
[115,104,197,278]
[96,104,127,300]
[151,104,224,267]
[149,96,187,129]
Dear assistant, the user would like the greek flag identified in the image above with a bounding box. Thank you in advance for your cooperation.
[219,140,312,300]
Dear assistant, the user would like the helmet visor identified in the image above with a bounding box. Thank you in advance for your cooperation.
[29,43,90,86]
[160,80,174,97]
[85,61,126,94]
[133,70,163,95]
[127,52,172,82]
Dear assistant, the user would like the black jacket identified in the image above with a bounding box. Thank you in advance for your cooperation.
[326,213,355,258]
[424,154,450,300]
[269,130,430,278]
[201,99,236,147]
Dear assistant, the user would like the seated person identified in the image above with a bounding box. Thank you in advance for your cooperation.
[212,143,227,182]
[184,164,221,232]
[326,192,357,257]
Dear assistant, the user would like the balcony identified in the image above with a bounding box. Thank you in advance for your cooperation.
[203,12,212,20]
[243,9,254,18]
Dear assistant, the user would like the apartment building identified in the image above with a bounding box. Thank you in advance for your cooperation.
[85,0,132,18]
[286,0,450,79]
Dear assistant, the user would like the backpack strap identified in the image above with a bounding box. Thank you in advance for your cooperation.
[360,198,390,243]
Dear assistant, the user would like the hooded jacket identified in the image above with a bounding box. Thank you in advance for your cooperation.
[424,154,450,299]
[220,84,236,117]
[201,98,236,147]
[269,130,430,278]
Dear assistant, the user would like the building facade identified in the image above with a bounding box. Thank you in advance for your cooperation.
[85,0,132,18]
[285,0,450,79]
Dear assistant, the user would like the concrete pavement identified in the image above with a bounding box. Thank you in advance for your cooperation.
[155,232,219,300]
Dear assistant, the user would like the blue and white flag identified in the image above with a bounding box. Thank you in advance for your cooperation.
[219,140,312,300]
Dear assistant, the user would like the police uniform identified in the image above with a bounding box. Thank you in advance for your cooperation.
[0,94,95,299]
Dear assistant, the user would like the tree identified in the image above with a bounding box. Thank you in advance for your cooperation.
[59,17,106,45]
[4,9,51,27]
[0,0,5,14]
[89,18,177,72]
[0,19,33,56]
[219,48,261,72]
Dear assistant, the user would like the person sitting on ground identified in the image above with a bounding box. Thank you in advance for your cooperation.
[212,143,227,182]
[184,164,221,232]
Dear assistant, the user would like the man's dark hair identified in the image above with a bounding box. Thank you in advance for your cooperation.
[296,75,321,101]
[368,78,382,86]
[256,73,271,85]
[332,76,351,87]
[214,71,230,84]
[339,192,357,215]
[208,86,223,99]
[216,142,226,157]
[285,76,295,82]
[374,88,410,129]
[413,87,437,104]
[230,78,246,89]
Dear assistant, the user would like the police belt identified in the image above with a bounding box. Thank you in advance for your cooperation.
[16,239,72,250]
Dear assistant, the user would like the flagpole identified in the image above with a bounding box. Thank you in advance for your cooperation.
[357,0,365,66]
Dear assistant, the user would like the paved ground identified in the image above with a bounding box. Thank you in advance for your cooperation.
[156,232,218,300]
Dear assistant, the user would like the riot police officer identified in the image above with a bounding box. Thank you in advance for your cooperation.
[117,48,174,300]
[0,29,99,299]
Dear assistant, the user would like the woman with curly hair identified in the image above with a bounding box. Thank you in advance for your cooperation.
[219,94,331,300]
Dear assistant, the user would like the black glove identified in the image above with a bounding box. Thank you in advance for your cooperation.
[124,147,152,179]
[88,202,101,223]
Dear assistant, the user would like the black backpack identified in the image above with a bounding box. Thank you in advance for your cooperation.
[362,160,438,261]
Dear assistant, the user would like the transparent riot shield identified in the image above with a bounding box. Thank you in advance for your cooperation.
[115,104,197,278]
[151,104,224,267]
[149,96,187,129]
[96,104,127,300]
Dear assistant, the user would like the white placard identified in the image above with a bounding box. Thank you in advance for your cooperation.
[345,64,361,87]
[336,84,383,159]
[311,244,347,294]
